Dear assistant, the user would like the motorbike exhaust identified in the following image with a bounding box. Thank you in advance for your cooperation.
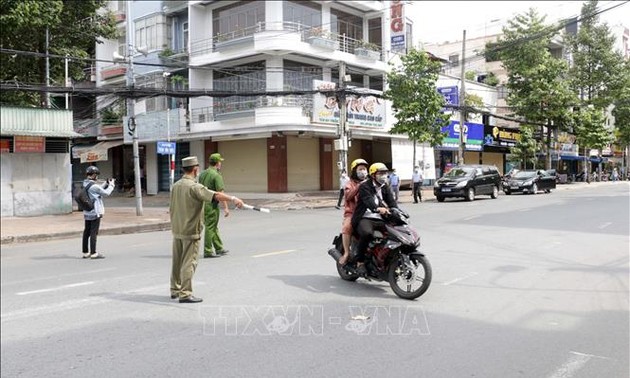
[327,247,342,262]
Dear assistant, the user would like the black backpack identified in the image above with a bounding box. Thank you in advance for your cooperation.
[74,182,95,211]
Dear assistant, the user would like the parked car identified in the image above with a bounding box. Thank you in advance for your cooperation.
[433,165,501,202]
[503,170,556,195]
[545,169,559,184]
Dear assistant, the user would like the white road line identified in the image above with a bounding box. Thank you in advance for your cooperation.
[442,272,478,286]
[252,250,298,258]
[598,222,612,229]
[547,351,604,378]
[16,281,95,296]
[463,215,480,221]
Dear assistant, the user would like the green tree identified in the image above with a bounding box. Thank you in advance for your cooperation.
[509,124,540,169]
[384,49,450,169]
[573,106,612,178]
[464,93,484,122]
[492,8,577,169]
[612,61,630,164]
[0,0,118,106]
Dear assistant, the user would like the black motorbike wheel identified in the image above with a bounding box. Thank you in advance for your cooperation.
[336,261,359,281]
[388,253,432,300]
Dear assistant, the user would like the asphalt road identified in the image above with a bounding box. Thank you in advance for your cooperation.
[1,184,628,378]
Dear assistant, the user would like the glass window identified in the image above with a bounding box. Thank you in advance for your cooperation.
[182,21,189,52]
[283,1,321,28]
[331,8,362,40]
[135,14,170,50]
[283,60,322,90]
[213,61,266,113]
[368,18,382,47]
[212,1,265,37]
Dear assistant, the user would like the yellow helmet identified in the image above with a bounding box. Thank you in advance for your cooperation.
[369,162,388,176]
[350,158,368,171]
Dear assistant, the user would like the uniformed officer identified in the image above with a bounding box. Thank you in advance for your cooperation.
[199,152,229,258]
[170,156,244,303]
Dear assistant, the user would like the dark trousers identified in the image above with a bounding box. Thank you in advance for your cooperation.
[82,218,101,254]
[354,218,384,262]
[413,182,423,203]
[336,189,344,207]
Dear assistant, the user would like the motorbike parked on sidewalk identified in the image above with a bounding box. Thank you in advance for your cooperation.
[327,208,432,300]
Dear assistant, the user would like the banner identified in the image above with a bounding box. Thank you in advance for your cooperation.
[14,136,45,153]
[312,80,385,128]
[440,121,483,151]
[390,1,406,52]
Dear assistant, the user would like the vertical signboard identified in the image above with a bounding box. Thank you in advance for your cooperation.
[390,1,406,52]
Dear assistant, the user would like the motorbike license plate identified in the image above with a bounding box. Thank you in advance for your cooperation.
[442,188,452,192]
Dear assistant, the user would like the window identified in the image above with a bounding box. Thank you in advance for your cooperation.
[45,138,68,153]
[406,22,413,51]
[283,1,321,28]
[284,60,322,90]
[135,14,170,51]
[368,18,382,47]
[136,74,168,112]
[182,21,189,52]
[212,1,265,37]
[449,54,459,66]
[331,8,362,40]
[369,75,383,91]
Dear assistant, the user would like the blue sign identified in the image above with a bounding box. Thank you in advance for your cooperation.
[391,35,406,49]
[437,86,459,111]
[440,121,484,151]
[157,141,176,155]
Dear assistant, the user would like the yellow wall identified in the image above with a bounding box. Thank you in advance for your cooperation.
[464,151,481,165]
[287,136,319,191]
[372,140,392,167]
[217,139,267,192]
[482,152,504,174]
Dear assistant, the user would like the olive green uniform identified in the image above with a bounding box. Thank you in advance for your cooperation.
[170,176,216,299]
[199,167,225,256]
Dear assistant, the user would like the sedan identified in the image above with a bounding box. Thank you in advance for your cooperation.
[503,170,556,195]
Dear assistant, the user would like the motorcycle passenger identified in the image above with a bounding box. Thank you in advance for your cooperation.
[351,162,398,275]
[339,158,369,266]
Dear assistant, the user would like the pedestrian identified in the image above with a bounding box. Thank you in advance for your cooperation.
[412,166,424,203]
[335,169,350,210]
[170,156,244,303]
[82,166,115,259]
[199,153,230,258]
[389,168,400,202]
[612,167,619,182]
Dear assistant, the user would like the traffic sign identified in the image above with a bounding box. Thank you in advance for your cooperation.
[157,141,176,155]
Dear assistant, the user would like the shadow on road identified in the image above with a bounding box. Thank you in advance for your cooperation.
[268,274,394,299]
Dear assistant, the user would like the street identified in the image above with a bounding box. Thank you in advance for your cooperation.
[1,184,628,378]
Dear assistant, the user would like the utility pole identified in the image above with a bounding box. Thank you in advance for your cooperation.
[126,0,143,216]
[338,61,348,174]
[64,54,69,109]
[457,29,467,165]
[45,27,50,108]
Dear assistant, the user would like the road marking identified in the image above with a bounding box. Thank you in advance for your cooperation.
[598,222,612,229]
[16,281,95,296]
[2,268,116,286]
[518,208,531,212]
[463,215,480,221]
[252,250,298,258]
[547,351,612,378]
[442,272,478,286]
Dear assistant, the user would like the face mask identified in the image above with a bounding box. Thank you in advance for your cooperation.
[376,174,388,184]
[356,170,367,180]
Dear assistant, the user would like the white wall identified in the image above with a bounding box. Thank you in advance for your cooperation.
[1,153,73,217]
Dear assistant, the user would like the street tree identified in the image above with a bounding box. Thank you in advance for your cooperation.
[489,8,577,169]
[611,60,630,172]
[573,106,612,179]
[384,48,450,171]
[0,0,118,106]
[508,124,540,169]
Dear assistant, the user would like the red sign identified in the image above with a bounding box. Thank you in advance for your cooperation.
[390,1,404,32]
[0,139,9,153]
[14,136,45,153]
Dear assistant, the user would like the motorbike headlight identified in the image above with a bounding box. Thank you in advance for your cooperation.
[455,180,468,188]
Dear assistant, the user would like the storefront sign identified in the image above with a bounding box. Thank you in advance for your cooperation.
[312,80,385,128]
[390,0,405,52]
[437,86,459,113]
[483,125,521,148]
[0,139,10,153]
[441,121,483,151]
[14,136,45,153]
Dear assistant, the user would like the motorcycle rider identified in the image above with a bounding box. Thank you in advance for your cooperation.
[338,158,369,266]
[351,162,398,275]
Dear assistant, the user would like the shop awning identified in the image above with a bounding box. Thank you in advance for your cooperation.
[72,141,124,163]
[560,155,585,161]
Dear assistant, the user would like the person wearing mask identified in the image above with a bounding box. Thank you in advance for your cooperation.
[82,166,115,259]
[199,153,230,258]
[351,163,398,275]
[412,166,424,203]
[338,159,369,266]
[335,169,350,210]
[389,168,400,202]
[170,156,244,303]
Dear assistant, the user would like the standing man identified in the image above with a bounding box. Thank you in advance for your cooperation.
[412,166,423,203]
[170,156,244,303]
[389,168,400,202]
[199,153,229,258]
[82,166,115,259]
[335,169,350,210]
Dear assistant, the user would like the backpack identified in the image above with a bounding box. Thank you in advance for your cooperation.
[74,182,95,211]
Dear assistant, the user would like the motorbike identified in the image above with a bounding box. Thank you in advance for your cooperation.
[327,208,432,300]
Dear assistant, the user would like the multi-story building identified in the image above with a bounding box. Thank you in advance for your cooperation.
[94,0,424,194]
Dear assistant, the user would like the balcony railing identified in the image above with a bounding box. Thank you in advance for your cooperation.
[190,95,313,125]
[190,21,383,61]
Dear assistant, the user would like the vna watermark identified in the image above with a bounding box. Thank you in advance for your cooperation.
[200,305,430,336]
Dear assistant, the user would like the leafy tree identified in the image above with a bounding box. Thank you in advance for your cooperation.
[464,93,484,122]
[0,0,118,106]
[465,71,476,81]
[612,61,630,153]
[384,49,450,168]
[572,106,612,178]
[509,124,540,169]
[492,8,577,169]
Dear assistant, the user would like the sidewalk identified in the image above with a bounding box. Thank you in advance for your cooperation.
[0,182,616,245]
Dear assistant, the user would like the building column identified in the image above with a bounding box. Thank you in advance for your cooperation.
[265,1,283,30]
[146,142,158,195]
[266,56,283,91]
[322,3,331,32]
